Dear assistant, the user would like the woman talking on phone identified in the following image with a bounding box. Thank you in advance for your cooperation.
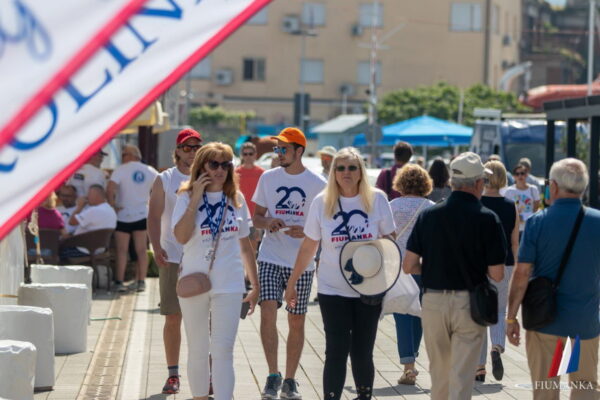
[173,142,259,400]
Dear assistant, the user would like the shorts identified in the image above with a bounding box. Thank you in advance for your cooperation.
[258,261,314,315]
[116,218,147,233]
[249,226,264,242]
[159,262,181,315]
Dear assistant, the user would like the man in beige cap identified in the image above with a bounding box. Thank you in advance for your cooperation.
[316,145,336,179]
[403,152,506,399]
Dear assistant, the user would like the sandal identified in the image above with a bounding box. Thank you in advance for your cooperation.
[398,369,419,385]
[475,367,486,383]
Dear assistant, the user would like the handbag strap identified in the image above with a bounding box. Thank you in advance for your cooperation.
[441,211,476,291]
[395,199,429,239]
[554,206,585,287]
[208,199,229,272]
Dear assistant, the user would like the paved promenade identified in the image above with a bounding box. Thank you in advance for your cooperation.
[34,278,578,399]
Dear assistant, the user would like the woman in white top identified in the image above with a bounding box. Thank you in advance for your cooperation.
[389,165,435,386]
[173,142,259,400]
[503,163,540,233]
[285,147,396,400]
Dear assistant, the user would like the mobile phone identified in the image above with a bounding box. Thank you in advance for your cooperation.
[279,227,291,232]
[240,295,250,319]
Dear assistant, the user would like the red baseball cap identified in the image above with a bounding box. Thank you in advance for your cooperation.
[176,129,202,145]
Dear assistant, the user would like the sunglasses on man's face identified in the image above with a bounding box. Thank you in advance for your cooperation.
[242,152,255,157]
[207,160,233,171]
[273,146,288,155]
[335,165,359,172]
[178,144,201,153]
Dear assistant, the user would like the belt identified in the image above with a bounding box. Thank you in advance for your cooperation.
[423,288,468,294]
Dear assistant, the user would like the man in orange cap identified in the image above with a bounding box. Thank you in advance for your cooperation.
[252,127,326,399]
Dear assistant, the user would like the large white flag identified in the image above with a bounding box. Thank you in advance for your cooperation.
[0,0,148,149]
[0,0,272,239]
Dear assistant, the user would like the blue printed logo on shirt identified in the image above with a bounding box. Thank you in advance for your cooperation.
[331,209,372,242]
[132,171,145,183]
[275,186,306,216]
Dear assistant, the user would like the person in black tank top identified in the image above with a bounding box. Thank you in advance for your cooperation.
[474,161,520,382]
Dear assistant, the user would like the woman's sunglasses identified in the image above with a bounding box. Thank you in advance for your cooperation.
[273,146,287,155]
[178,144,201,153]
[514,171,526,176]
[335,165,359,172]
[207,160,233,171]
[242,152,255,157]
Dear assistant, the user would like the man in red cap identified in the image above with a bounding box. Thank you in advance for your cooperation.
[147,128,202,394]
[252,127,326,399]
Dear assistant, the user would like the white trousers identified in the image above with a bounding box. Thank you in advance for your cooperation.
[179,292,242,399]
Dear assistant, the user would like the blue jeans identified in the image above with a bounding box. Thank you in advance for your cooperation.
[393,274,423,364]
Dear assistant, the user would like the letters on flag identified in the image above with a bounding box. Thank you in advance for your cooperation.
[0,0,272,240]
[0,0,148,149]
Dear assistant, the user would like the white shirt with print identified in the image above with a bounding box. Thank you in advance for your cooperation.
[110,161,159,223]
[159,167,188,263]
[252,167,327,270]
[171,191,251,294]
[68,164,106,197]
[303,191,396,298]
[503,184,540,231]
[74,202,117,254]
[57,205,78,234]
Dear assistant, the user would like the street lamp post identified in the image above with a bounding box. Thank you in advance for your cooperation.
[588,0,597,95]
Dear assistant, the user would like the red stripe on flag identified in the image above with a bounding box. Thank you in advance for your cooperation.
[0,0,149,150]
[548,338,564,378]
[0,0,274,241]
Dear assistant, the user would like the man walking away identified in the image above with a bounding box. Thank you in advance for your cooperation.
[376,141,413,200]
[147,129,201,394]
[507,158,600,400]
[403,152,506,399]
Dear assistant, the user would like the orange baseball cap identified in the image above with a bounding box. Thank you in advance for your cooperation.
[271,127,307,148]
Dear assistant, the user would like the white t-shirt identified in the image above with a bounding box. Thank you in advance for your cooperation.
[304,191,396,298]
[74,202,117,254]
[503,184,540,231]
[57,205,77,234]
[171,191,251,294]
[68,164,106,197]
[252,167,327,269]
[110,161,159,222]
[159,167,188,263]
[390,197,435,257]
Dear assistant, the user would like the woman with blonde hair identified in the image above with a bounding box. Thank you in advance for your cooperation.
[389,164,435,385]
[172,142,259,400]
[474,160,519,383]
[284,147,396,400]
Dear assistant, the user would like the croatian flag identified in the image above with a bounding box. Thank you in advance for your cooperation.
[548,336,581,377]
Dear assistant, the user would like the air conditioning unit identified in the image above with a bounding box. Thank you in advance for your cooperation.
[351,23,363,37]
[215,69,233,86]
[502,34,511,46]
[339,83,356,96]
[282,15,300,33]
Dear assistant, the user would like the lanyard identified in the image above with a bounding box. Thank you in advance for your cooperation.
[203,192,227,240]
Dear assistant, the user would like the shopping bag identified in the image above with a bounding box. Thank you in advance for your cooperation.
[381,270,421,317]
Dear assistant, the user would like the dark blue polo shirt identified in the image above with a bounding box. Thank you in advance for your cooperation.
[519,198,600,339]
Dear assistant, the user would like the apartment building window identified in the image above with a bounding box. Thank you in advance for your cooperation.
[491,4,500,34]
[450,3,482,32]
[357,61,381,86]
[243,58,265,81]
[247,7,268,25]
[301,59,324,84]
[302,3,326,27]
[359,3,383,28]
[189,57,211,79]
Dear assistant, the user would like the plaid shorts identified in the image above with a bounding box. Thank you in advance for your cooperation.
[258,261,314,315]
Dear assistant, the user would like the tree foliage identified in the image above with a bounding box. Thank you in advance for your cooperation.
[377,82,530,126]
[188,106,256,127]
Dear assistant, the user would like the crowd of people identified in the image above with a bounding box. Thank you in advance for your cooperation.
[37,127,600,400]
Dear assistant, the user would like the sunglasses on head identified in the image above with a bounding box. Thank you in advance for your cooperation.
[207,160,233,171]
[335,165,359,172]
[273,146,288,155]
[242,152,255,157]
[178,144,201,153]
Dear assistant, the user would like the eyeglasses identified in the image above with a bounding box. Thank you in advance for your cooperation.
[242,152,255,157]
[335,165,359,172]
[178,144,201,153]
[207,160,233,170]
[273,146,287,155]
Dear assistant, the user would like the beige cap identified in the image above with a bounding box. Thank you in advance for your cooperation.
[450,152,492,179]
[317,145,337,157]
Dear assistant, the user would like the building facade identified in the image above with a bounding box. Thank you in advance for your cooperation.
[179,0,521,126]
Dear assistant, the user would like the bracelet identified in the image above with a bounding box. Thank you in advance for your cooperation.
[506,318,518,324]
[186,205,197,212]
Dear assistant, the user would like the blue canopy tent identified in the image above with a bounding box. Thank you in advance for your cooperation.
[353,115,473,148]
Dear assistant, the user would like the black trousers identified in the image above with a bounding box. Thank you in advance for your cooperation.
[318,293,381,400]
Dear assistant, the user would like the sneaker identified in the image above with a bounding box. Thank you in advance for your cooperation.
[113,282,127,293]
[136,280,146,292]
[281,378,301,399]
[491,349,504,381]
[262,373,282,399]
[162,375,180,394]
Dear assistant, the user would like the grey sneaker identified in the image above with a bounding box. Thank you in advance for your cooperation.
[261,373,282,399]
[281,378,301,399]
[136,280,146,292]
[113,282,127,293]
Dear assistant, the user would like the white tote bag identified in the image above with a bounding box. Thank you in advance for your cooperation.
[382,270,421,317]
